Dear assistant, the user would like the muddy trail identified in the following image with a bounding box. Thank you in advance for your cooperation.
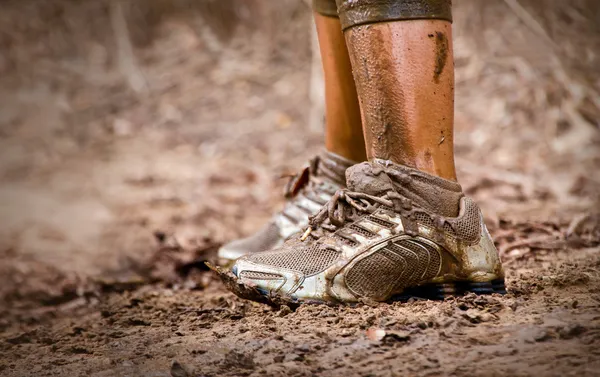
[1,1,600,376]
[1,249,600,377]
[2,218,600,377]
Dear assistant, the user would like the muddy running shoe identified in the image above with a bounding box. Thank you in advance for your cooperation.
[217,151,355,265]
[223,160,506,305]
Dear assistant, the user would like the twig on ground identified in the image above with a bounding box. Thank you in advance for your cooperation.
[566,213,591,239]
[499,235,565,256]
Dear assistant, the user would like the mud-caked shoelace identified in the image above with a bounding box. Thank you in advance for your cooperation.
[300,169,461,243]
[279,157,340,225]
[299,189,393,240]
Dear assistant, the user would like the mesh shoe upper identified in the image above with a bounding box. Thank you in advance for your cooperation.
[230,160,505,303]
[218,151,355,263]
[248,242,341,276]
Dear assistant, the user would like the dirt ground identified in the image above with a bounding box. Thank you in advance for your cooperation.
[1,1,599,376]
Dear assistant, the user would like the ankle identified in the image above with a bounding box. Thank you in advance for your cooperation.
[405,158,457,182]
[352,159,463,217]
[369,155,457,182]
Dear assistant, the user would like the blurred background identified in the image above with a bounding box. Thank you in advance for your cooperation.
[0,0,598,310]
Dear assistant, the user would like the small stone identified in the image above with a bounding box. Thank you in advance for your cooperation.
[559,324,586,340]
[382,330,411,343]
[295,344,310,353]
[278,305,292,317]
[285,353,304,362]
[71,326,85,335]
[461,312,482,324]
[273,355,284,363]
[100,310,113,318]
[6,333,33,345]
[112,118,133,136]
[69,346,92,355]
[417,321,429,329]
[381,317,398,327]
[170,360,189,377]
[366,327,386,341]
[534,330,552,342]
[479,313,496,323]
[522,328,552,343]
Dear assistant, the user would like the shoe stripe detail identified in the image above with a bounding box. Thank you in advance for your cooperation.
[345,250,405,300]
[366,215,396,229]
[280,210,301,225]
[239,271,284,280]
[293,201,315,216]
[388,239,441,283]
[345,238,443,300]
[386,242,423,287]
[348,224,378,239]
[379,248,408,278]
[397,240,431,280]
[305,193,329,206]
[332,233,358,247]
[404,239,442,280]
[297,195,324,213]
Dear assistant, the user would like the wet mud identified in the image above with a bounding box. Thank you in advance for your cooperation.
[2,249,599,377]
[433,31,448,83]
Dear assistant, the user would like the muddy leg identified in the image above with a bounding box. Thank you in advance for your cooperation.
[338,0,457,180]
[313,0,367,162]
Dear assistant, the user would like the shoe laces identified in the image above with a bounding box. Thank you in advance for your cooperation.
[282,155,335,199]
[299,168,453,243]
[300,188,400,241]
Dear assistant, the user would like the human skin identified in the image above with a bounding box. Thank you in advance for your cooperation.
[314,12,368,163]
[344,18,458,181]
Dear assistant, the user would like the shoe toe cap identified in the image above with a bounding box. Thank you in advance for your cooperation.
[217,242,246,264]
[231,257,303,296]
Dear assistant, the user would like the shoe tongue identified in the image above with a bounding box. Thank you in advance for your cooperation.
[345,161,397,196]
[345,160,464,218]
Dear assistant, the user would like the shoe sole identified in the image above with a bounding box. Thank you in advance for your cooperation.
[209,262,507,308]
[278,279,507,306]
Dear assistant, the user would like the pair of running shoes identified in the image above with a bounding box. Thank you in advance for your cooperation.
[216,151,505,306]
